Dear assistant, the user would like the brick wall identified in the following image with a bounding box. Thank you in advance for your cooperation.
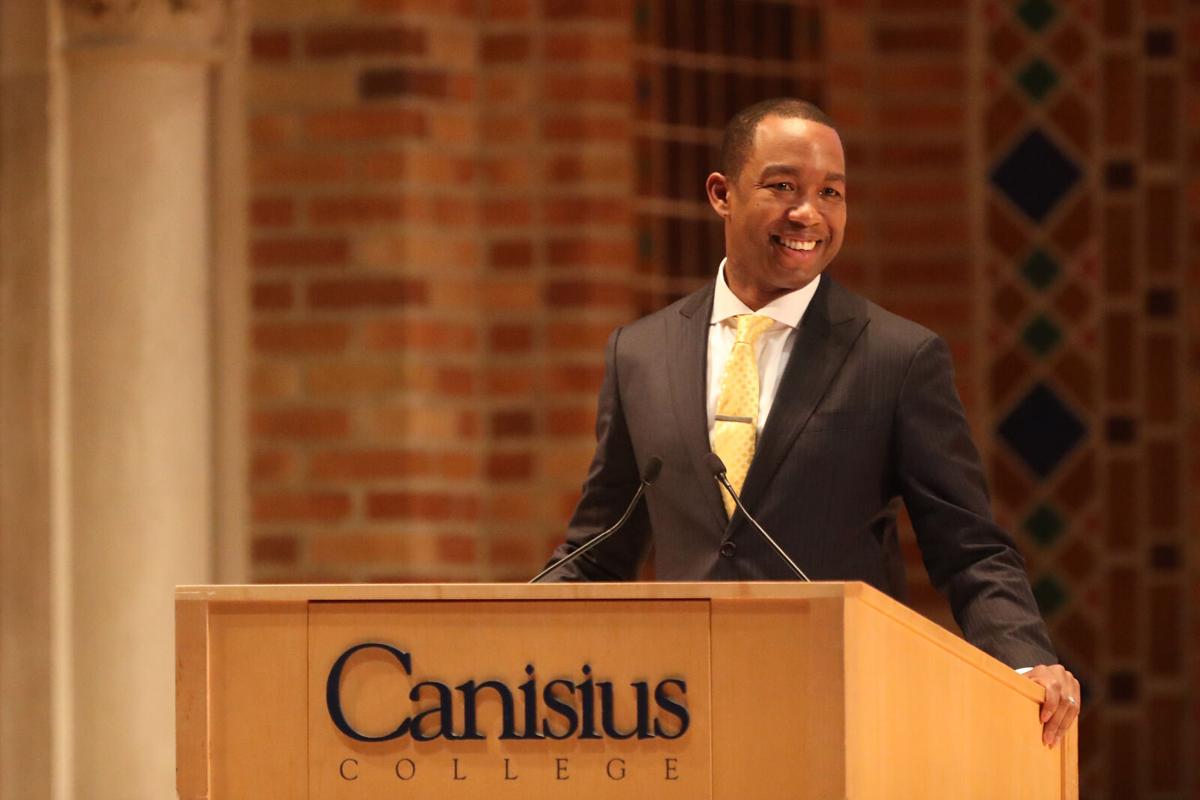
[247,0,636,582]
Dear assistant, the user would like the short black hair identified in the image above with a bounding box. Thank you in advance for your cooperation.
[719,98,838,179]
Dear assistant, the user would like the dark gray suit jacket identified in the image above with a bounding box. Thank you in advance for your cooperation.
[549,275,1056,668]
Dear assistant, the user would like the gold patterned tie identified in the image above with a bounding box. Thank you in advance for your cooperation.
[712,314,776,518]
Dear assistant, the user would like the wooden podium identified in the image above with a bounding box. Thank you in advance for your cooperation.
[176,581,1077,799]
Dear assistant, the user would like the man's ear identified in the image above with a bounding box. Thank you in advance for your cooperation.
[705,172,731,219]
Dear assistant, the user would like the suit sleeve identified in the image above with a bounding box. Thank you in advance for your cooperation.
[893,334,1057,668]
[540,327,652,581]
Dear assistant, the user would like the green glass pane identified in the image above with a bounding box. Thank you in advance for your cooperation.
[1016,58,1058,102]
[1021,248,1060,290]
[1017,0,1057,32]
[1024,504,1065,547]
[1033,575,1068,616]
[1021,314,1063,357]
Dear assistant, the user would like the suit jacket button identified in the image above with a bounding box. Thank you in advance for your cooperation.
[719,540,736,558]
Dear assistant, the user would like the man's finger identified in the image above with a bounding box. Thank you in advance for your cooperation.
[1044,692,1073,746]
[1039,678,1060,726]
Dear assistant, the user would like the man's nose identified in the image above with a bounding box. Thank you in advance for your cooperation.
[786,198,820,224]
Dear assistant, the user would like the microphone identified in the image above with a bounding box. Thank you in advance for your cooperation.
[705,452,810,581]
[529,456,663,583]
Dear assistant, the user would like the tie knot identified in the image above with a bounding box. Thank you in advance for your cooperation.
[734,314,775,345]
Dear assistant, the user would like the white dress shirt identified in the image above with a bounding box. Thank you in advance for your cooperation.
[706,260,821,447]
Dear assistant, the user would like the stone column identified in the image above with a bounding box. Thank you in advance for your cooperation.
[61,1,231,796]
[1,1,242,798]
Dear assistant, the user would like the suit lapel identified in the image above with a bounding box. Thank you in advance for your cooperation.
[734,278,870,530]
[665,283,728,530]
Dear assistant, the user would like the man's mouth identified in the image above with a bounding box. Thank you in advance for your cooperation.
[771,234,819,252]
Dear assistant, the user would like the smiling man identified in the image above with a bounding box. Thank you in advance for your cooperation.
[545,98,1080,746]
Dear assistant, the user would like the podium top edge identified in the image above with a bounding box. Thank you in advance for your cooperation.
[174,580,864,603]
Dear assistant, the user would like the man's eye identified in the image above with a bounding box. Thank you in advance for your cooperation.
[771,182,794,191]
[821,187,842,199]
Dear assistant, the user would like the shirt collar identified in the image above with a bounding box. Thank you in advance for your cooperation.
[709,259,822,329]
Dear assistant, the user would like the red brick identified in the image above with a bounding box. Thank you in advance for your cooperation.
[880,0,967,9]
[481,156,533,189]
[251,29,293,62]
[252,282,294,311]
[309,449,431,480]
[252,491,351,522]
[308,195,405,225]
[547,321,613,350]
[547,364,604,393]
[877,214,968,246]
[489,323,533,353]
[544,198,629,225]
[548,407,593,436]
[305,362,408,395]
[250,363,299,401]
[543,114,629,142]
[876,178,967,205]
[875,23,963,53]
[252,534,299,564]
[435,366,476,396]
[436,452,479,480]
[481,33,531,63]
[546,280,634,307]
[304,25,426,58]
[486,366,536,395]
[488,240,534,270]
[487,452,534,480]
[359,69,461,101]
[359,0,476,14]
[484,198,533,226]
[437,534,477,564]
[542,74,631,104]
[479,113,532,143]
[483,0,532,17]
[491,410,534,437]
[362,320,478,352]
[544,154,630,185]
[304,109,427,141]
[874,142,962,172]
[878,62,965,93]
[359,150,476,183]
[547,237,633,268]
[545,31,629,63]
[252,408,349,439]
[366,491,481,521]
[307,278,428,309]
[544,0,629,19]
[249,114,296,147]
[251,449,295,482]
[877,102,965,130]
[252,196,295,227]
[490,535,535,565]
[252,153,350,184]
[253,321,351,353]
[252,237,349,269]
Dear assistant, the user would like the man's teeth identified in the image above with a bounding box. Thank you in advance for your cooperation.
[777,237,817,251]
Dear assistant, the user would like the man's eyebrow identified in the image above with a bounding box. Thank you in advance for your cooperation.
[759,164,799,179]
[758,164,846,183]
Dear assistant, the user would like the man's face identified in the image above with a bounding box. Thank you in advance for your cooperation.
[706,115,847,308]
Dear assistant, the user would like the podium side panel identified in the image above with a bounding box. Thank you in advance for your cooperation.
[208,601,307,798]
[176,597,209,800]
[710,597,847,799]
[843,596,1068,799]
